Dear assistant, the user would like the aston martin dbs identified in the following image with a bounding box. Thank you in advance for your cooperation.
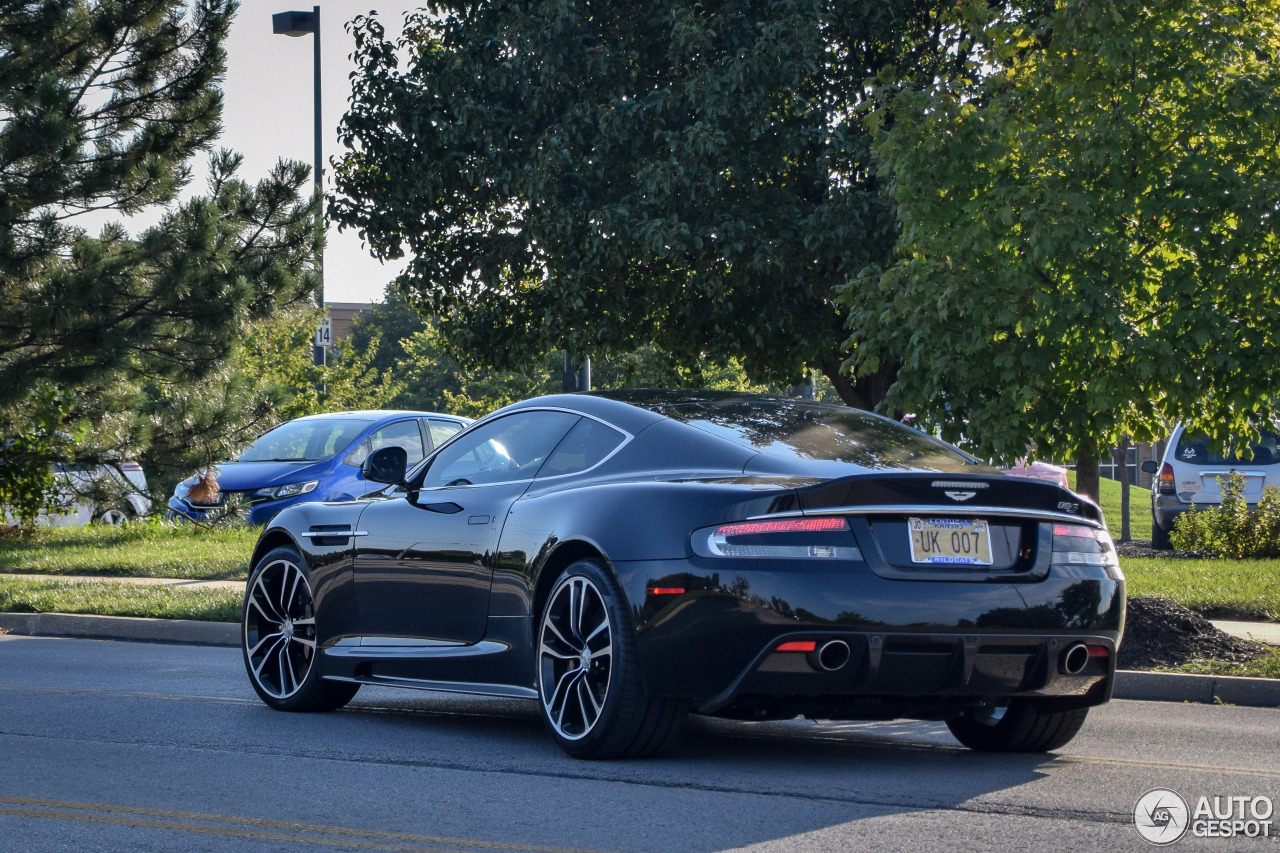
[241,391,1124,758]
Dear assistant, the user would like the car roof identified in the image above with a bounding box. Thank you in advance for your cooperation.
[289,410,471,423]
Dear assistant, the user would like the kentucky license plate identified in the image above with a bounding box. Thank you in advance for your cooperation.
[908,518,993,566]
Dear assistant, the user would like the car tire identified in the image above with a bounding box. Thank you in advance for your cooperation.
[946,700,1089,752]
[1150,516,1173,550]
[536,558,686,759]
[92,505,133,525]
[242,546,359,712]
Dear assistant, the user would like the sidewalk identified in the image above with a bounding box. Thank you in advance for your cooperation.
[3,574,1279,709]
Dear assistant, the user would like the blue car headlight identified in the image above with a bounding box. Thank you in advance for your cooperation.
[250,480,319,502]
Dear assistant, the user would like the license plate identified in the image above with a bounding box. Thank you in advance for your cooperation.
[908,518,992,566]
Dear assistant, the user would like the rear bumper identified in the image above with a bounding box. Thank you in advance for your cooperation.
[693,629,1115,718]
[1151,494,1259,532]
[614,556,1124,716]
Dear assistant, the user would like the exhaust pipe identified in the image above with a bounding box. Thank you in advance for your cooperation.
[813,639,852,672]
[1060,643,1090,675]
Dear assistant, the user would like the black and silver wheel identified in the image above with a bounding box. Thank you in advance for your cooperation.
[946,700,1089,752]
[93,505,132,525]
[242,546,358,712]
[537,559,685,759]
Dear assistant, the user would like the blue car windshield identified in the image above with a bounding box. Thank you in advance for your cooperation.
[238,418,377,463]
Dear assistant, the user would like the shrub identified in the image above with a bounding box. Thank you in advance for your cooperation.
[1171,472,1280,558]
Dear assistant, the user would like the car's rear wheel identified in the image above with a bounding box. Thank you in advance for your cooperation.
[92,505,132,525]
[242,546,358,712]
[537,559,686,759]
[946,700,1089,752]
[1151,514,1173,550]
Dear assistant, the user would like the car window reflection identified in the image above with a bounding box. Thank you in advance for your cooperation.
[421,412,580,487]
[653,401,973,470]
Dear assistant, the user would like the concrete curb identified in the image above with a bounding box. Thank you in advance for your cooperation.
[1113,670,1280,708]
[3,613,1280,708]
[0,612,237,647]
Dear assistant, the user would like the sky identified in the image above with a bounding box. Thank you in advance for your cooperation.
[218,2,420,305]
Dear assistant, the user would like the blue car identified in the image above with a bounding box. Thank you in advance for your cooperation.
[167,410,471,525]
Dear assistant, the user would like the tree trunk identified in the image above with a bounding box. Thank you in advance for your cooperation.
[820,355,900,414]
[1113,436,1131,541]
[1075,446,1101,503]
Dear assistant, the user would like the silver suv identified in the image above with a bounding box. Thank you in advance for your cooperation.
[1143,424,1280,548]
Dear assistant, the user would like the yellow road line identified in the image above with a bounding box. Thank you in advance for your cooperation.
[0,798,607,853]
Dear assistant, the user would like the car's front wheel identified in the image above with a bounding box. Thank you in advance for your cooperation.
[537,558,686,759]
[242,546,358,712]
[946,700,1088,752]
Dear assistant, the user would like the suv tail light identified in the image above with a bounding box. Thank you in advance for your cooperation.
[1051,523,1122,580]
[1157,462,1176,495]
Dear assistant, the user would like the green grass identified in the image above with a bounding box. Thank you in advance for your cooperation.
[0,519,256,580]
[1121,555,1280,620]
[1160,651,1280,680]
[1069,472,1152,541]
[0,577,241,622]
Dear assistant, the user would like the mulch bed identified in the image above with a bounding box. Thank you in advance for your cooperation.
[1112,539,1272,669]
[1120,596,1270,670]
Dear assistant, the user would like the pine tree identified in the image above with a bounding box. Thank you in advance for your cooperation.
[0,0,320,407]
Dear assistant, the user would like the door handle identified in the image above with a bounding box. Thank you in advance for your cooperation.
[467,515,491,525]
[417,501,463,514]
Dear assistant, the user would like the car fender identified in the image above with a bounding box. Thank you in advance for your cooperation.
[491,478,793,619]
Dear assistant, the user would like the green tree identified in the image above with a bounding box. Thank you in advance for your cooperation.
[346,283,431,377]
[0,0,319,403]
[239,305,404,423]
[0,1,322,506]
[332,1,981,408]
[843,0,1280,499]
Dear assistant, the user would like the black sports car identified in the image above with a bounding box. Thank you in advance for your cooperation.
[241,391,1124,758]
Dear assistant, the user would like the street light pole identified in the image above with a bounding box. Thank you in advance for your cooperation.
[273,6,324,368]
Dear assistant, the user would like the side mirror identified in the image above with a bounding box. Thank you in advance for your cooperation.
[364,446,408,486]
[1140,460,1158,474]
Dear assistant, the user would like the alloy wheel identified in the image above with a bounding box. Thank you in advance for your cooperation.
[94,508,129,525]
[244,558,318,699]
[538,576,613,741]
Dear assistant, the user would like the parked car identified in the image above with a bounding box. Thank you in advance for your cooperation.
[1002,458,1070,489]
[1142,424,1280,549]
[167,411,470,526]
[240,391,1123,758]
[49,460,151,525]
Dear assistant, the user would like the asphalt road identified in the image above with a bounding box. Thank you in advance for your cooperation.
[1,635,1278,852]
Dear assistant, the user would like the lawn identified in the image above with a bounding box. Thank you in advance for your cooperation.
[1070,473,1151,541]
[1121,556,1280,621]
[0,519,256,580]
[0,576,240,622]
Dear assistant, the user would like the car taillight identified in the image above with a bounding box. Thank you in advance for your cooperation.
[692,517,863,560]
[1157,462,1176,495]
[1051,523,1122,580]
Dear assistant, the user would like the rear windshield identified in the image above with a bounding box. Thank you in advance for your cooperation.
[239,418,375,463]
[1175,430,1280,466]
[653,400,976,470]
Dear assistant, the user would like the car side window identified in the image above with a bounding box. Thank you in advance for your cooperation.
[427,418,465,449]
[346,420,426,467]
[420,412,579,488]
[537,417,625,478]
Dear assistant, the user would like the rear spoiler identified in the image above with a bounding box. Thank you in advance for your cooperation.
[763,472,1104,527]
